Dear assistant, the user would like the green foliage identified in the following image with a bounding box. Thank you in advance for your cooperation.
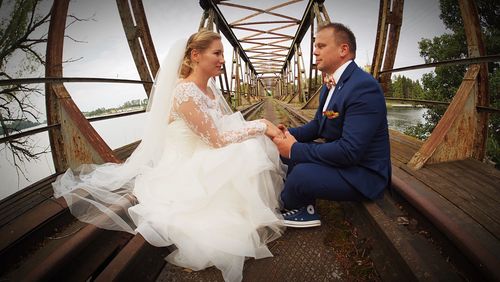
[405,0,500,166]
[389,75,425,99]
[487,69,500,167]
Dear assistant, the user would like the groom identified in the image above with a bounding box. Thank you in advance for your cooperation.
[273,23,391,228]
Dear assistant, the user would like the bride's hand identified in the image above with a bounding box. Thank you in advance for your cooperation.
[260,119,285,139]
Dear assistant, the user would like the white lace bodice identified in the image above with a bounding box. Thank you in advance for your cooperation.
[170,81,266,148]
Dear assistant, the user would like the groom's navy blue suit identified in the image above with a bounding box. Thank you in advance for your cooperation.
[282,61,391,209]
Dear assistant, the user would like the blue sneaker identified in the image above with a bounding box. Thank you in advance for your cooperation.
[282,205,321,228]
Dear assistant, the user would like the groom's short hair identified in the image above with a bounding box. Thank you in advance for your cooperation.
[318,23,357,58]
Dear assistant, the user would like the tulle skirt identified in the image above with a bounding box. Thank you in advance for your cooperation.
[53,119,286,282]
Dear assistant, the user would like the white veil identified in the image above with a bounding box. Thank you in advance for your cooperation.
[52,39,190,233]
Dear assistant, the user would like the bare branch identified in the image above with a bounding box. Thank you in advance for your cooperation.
[63,56,84,64]
[64,35,87,43]
[0,1,94,181]
[20,45,45,65]
[66,13,97,27]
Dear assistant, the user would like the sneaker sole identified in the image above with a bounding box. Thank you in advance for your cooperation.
[283,220,321,228]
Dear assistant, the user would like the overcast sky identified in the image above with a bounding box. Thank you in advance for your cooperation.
[6,0,448,112]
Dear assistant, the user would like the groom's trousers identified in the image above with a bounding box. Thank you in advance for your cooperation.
[280,157,366,210]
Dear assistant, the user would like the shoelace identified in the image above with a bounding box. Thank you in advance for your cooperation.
[283,209,300,216]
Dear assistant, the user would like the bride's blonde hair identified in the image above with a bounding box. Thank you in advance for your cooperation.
[180,29,221,78]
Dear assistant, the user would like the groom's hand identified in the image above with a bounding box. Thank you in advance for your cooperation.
[277,124,288,134]
[273,131,297,158]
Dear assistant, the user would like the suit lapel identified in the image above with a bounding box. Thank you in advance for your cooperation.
[318,61,358,133]
[319,86,329,107]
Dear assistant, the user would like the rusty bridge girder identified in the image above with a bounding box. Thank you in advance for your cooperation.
[407,0,489,169]
[116,0,159,97]
[41,0,493,174]
[46,0,119,173]
[370,0,404,94]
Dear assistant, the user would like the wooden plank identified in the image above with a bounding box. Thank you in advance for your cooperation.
[390,151,411,165]
[390,140,417,162]
[437,161,500,206]
[95,234,166,282]
[390,140,417,158]
[428,163,500,222]
[0,196,68,252]
[392,166,500,280]
[389,129,423,149]
[457,159,500,185]
[0,175,57,212]
[407,162,499,224]
[401,164,500,238]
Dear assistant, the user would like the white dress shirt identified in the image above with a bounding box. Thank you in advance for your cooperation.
[322,60,353,112]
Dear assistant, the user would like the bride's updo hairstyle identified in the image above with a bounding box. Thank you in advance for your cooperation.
[180,29,221,78]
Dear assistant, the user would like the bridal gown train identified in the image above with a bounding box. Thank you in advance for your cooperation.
[53,81,285,282]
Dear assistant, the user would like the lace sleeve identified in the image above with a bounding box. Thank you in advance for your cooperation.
[173,83,266,148]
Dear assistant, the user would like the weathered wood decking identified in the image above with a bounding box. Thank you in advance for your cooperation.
[391,130,500,240]
[389,130,500,279]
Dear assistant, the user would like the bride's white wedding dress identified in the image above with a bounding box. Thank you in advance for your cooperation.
[52,40,285,282]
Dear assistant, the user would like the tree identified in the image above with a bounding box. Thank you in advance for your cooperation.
[389,75,425,99]
[1,0,91,180]
[1,0,52,180]
[408,0,500,166]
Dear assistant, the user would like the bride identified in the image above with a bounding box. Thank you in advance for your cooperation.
[53,29,286,282]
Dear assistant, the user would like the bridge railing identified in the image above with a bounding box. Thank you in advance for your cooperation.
[0,77,150,145]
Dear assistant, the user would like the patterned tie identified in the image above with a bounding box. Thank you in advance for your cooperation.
[324,74,336,90]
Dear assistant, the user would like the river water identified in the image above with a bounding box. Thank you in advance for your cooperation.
[0,106,427,200]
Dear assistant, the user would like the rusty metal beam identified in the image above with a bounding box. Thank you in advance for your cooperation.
[408,0,489,169]
[130,0,160,76]
[378,54,500,74]
[371,0,390,78]
[281,0,316,74]
[0,77,152,86]
[203,0,256,74]
[116,0,158,96]
[56,84,120,167]
[459,0,489,161]
[379,0,404,93]
[45,0,68,172]
[219,1,300,23]
[408,65,480,169]
[303,0,330,109]
[231,20,299,27]
[45,0,119,173]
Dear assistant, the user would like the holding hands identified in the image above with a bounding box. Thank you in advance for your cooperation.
[260,120,297,158]
[260,119,285,139]
[272,124,297,158]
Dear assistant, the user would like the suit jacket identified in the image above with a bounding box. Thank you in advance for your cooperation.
[289,61,391,199]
